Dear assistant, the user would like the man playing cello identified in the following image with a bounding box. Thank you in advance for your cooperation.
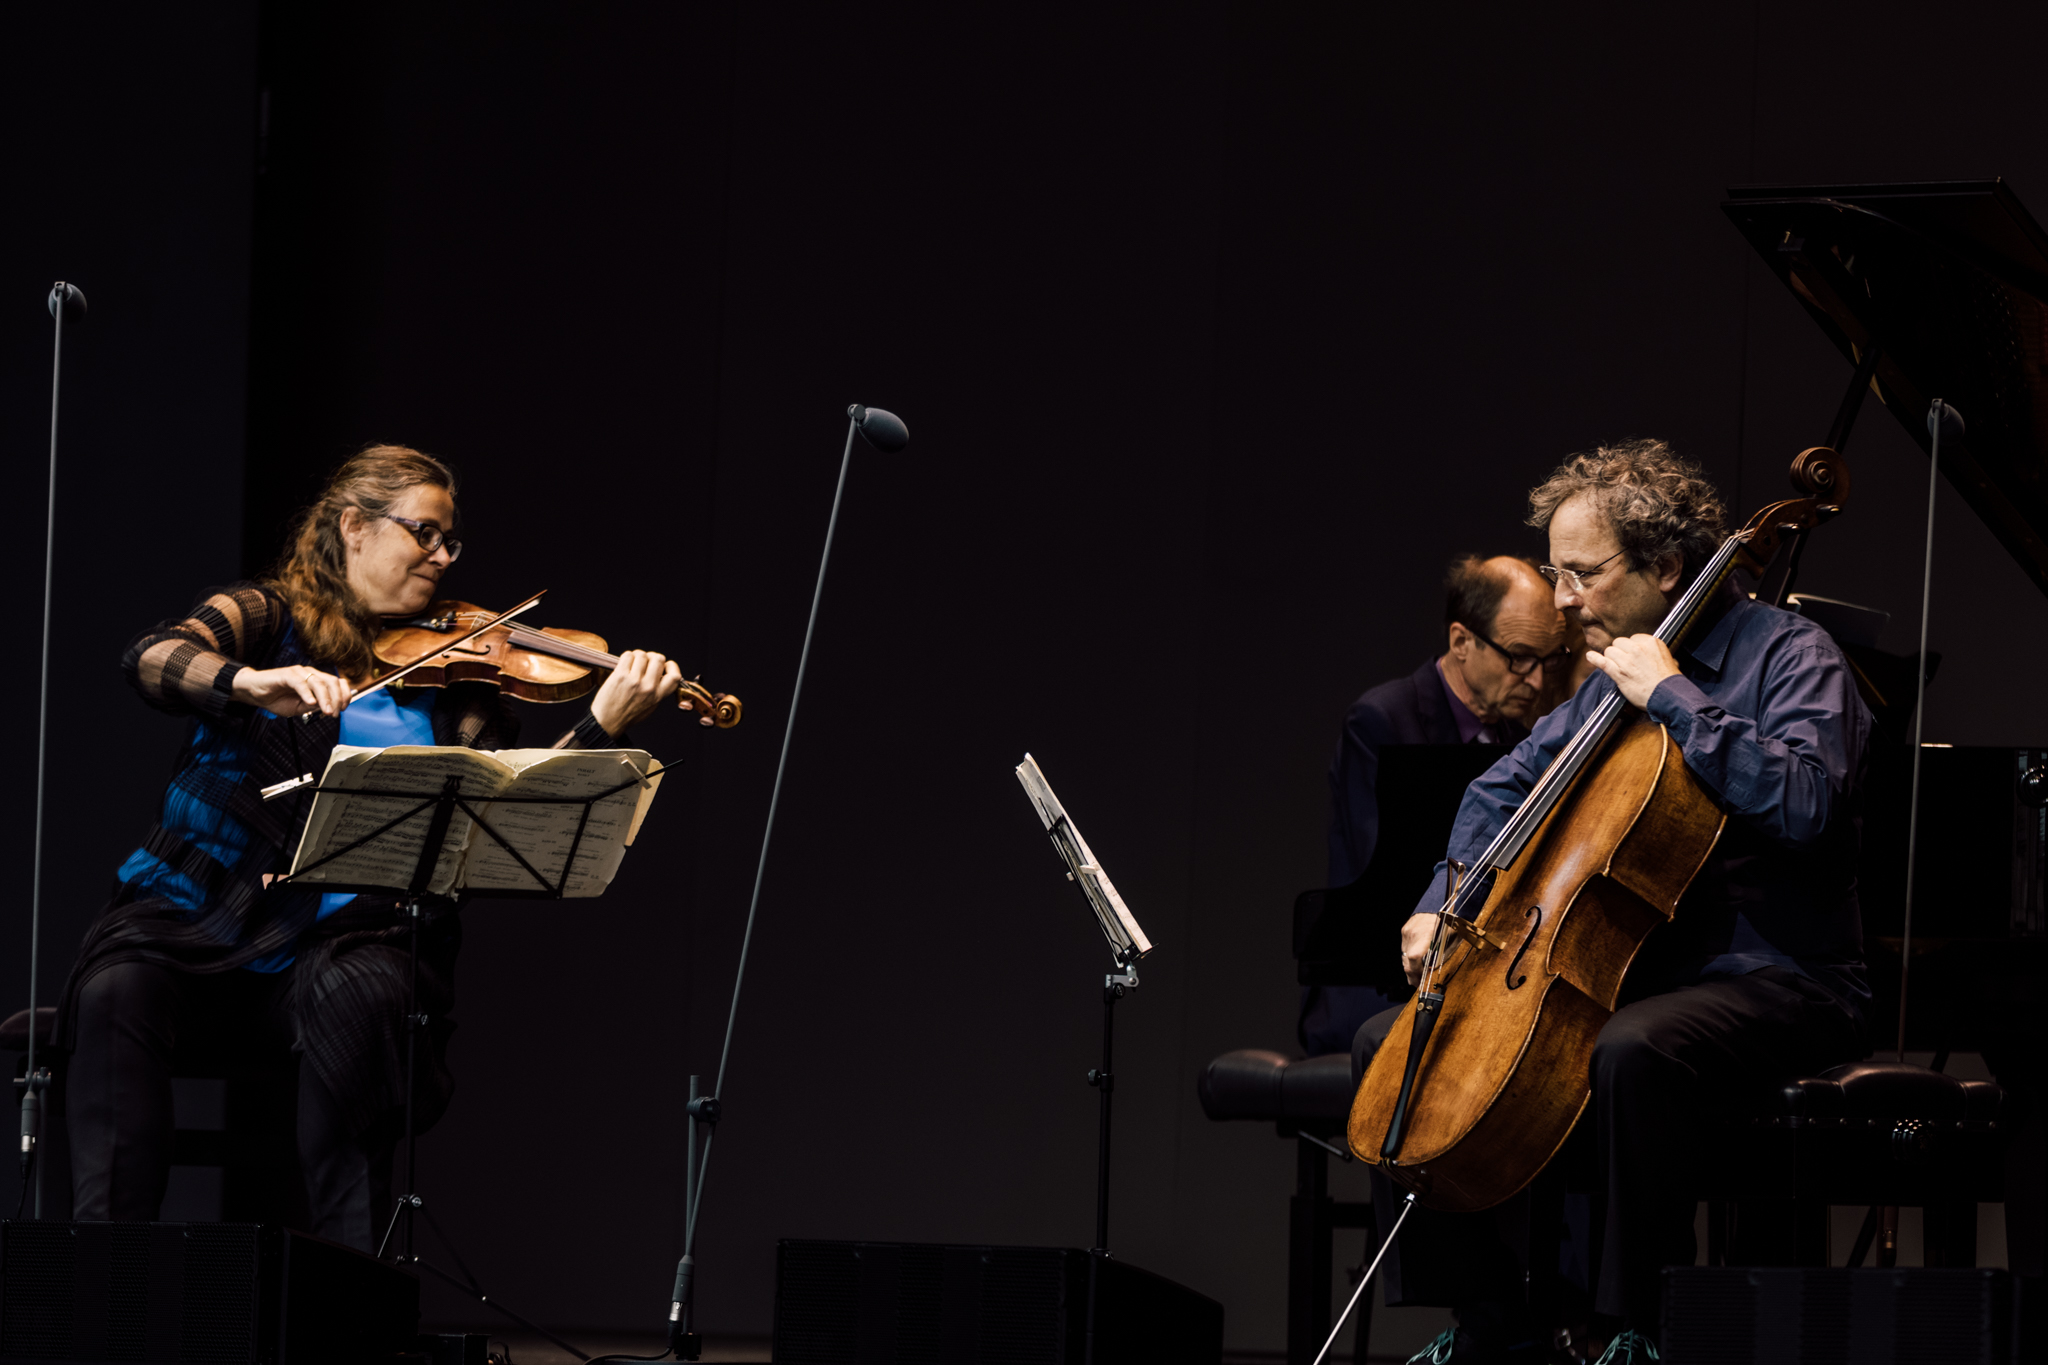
[1354,440,1871,1364]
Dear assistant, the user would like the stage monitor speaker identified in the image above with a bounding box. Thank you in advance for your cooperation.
[1661,1266,2013,1364]
[0,1220,419,1365]
[773,1240,1223,1364]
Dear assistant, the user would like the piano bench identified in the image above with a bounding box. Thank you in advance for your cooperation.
[1198,1049,1375,1365]
[1704,1059,2007,1269]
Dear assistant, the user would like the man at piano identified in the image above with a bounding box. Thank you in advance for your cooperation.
[1356,439,1871,1365]
[1306,556,1575,1056]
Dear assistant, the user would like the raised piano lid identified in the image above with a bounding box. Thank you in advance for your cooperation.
[1724,180,2048,597]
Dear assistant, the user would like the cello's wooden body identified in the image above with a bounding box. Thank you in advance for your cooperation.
[1347,446,1852,1212]
[1346,719,1723,1210]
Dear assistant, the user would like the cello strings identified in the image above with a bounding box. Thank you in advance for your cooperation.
[1448,531,1751,919]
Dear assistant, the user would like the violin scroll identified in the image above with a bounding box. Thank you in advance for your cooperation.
[678,679,742,728]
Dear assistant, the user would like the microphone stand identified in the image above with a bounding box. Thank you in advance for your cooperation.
[17,283,84,1219]
[593,406,904,1365]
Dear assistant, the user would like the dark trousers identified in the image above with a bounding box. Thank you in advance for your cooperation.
[1352,967,1863,1329]
[69,961,398,1252]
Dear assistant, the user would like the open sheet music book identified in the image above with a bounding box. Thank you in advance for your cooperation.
[288,746,661,898]
[1015,752,1152,964]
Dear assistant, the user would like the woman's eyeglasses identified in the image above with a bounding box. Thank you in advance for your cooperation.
[386,514,463,562]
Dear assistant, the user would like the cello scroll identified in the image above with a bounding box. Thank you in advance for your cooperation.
[1734,446,1853,582]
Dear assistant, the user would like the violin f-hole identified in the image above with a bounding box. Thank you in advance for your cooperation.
[1504,904,1543,990]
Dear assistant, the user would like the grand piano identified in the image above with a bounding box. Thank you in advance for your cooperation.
[1733,181,2048,1276]
[1722,178,2046,1050]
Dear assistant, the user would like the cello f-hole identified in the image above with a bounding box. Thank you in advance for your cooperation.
[1504,905,1543,991]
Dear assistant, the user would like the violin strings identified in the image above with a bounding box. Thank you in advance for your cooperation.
[386,614,731,723]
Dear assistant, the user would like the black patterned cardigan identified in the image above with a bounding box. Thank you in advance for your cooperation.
[58,583,617,1136]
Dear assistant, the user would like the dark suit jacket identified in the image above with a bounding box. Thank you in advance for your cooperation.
[1305,658,1528,1055]
[1326,658,1471,887]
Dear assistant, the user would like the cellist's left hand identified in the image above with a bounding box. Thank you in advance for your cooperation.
[1586,634,1681,709]
[589,649,683,737]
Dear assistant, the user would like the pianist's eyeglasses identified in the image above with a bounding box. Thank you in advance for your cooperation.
[1463,627,1572,677]
[1537,547,1627,595]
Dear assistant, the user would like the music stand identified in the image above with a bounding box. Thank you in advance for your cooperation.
[274,749,665,1356]
[1014,753,1152,1255]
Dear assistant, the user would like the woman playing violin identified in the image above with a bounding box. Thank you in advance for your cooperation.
[59,445,683,1248]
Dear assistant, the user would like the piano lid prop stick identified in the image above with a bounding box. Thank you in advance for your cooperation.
[1897,399,1963,1059]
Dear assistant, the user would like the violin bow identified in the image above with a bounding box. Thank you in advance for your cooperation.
[297,588,548,722]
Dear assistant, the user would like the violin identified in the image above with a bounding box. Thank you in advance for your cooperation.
[369,598,742,728]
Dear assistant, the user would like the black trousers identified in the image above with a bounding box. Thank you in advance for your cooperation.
[1352,967,1863,1329]
[68,960,399,1252]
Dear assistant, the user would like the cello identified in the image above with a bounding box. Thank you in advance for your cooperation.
[1346,447,1850,1210]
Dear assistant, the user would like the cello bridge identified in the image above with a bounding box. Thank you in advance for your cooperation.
[1436,911,1511,954]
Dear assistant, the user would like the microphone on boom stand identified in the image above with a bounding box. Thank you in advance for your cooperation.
[848,403,909,452]
[19,282,85,1218]
[590,404,908,1365]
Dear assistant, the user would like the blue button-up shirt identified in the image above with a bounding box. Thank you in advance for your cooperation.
[1413,591,1874,1015]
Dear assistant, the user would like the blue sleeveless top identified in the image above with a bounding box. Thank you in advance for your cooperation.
[115,685,440,973]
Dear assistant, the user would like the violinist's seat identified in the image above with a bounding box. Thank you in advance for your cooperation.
[1,1005,56,1051]
[4,1006,69,1214]
[4,1004,302,1225]
[1198,1048,1375,1365]
[1705,1058,2007,1268]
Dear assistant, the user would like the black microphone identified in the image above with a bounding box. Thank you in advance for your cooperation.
[47,282,87,323]
[1926,399,1964,444]
[848,404,909,453]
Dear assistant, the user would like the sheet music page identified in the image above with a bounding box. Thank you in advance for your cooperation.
[289,746,517,895]
[460,748,656,897]
[1013,753,1153,960]
[1015,753,1062,831]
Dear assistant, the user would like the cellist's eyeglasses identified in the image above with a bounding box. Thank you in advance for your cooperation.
[386,515,463,563]
[1538,547,1627,594]
[1462,627,1572,677]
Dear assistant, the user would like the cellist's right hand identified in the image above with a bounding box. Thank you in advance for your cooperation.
[1401,912,1439,987]
[233,664,350,718]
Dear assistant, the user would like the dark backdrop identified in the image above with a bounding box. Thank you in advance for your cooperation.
[0,0,258,1239]
[8,3,2048,1353]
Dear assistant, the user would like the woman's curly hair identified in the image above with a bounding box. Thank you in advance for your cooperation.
[1525,438,1727,581]
[269,444,458,681]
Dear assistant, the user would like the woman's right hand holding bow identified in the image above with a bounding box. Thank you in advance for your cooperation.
[233,664,351,718]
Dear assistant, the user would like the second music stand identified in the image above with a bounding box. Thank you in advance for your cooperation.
[1014,753,1154,1255]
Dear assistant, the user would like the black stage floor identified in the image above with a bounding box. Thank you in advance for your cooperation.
[468,1332,1412,1364]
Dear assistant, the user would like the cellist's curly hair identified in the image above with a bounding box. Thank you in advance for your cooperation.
[269,444,458,681]
[1525,438,1726,580]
